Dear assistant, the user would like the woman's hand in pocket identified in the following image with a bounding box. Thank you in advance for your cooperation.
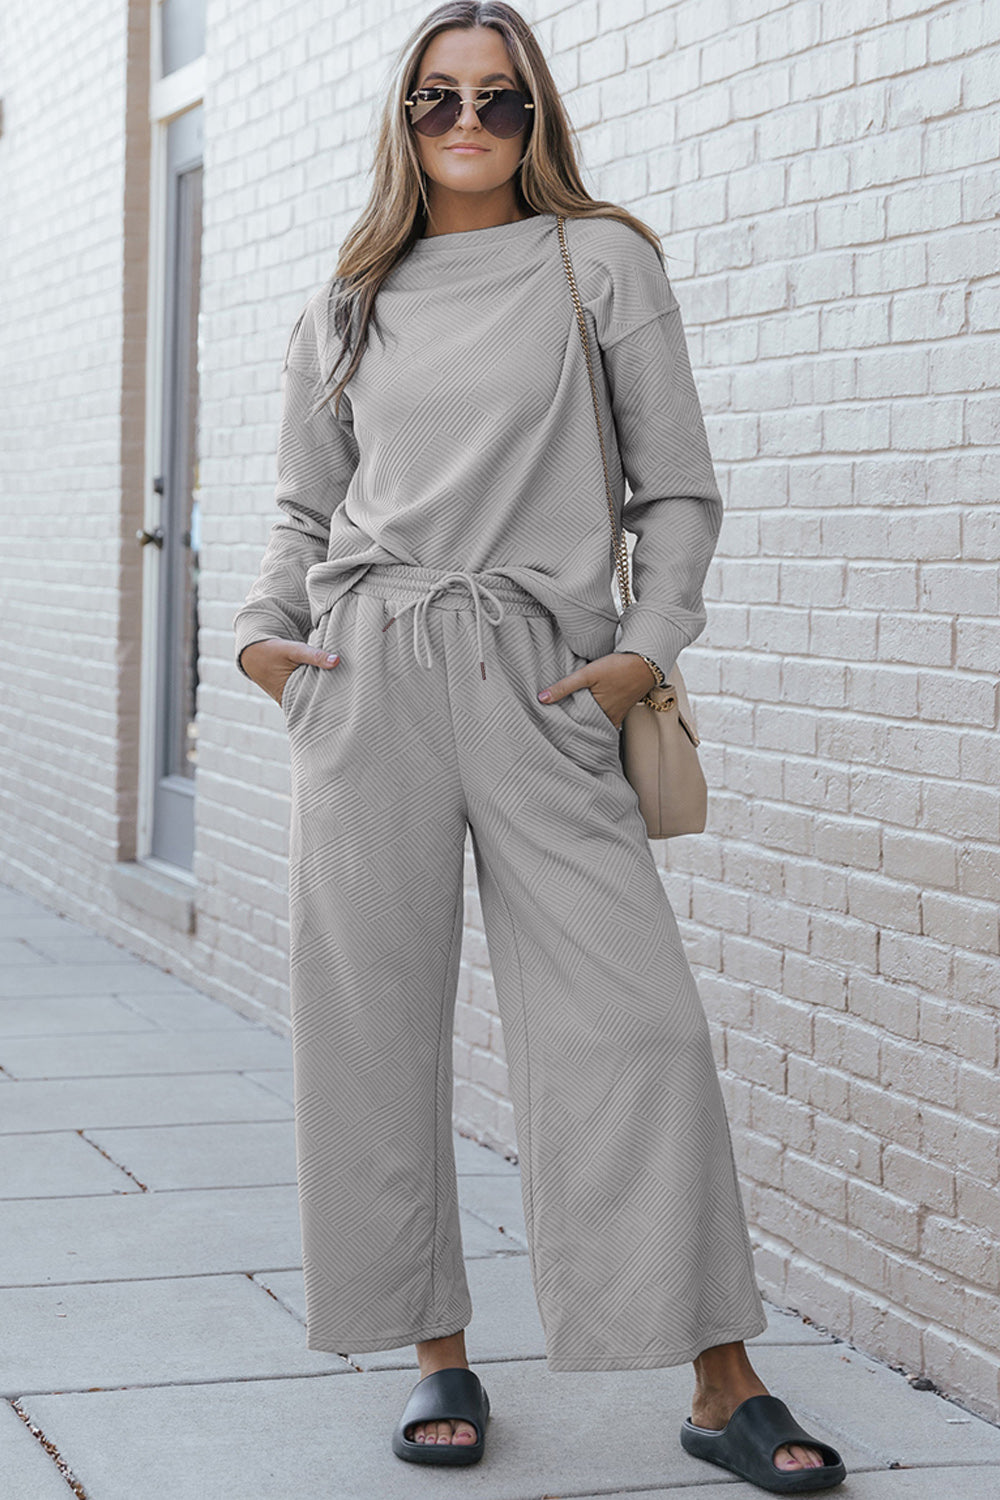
[536,650,657,729]
[240,638,340,707]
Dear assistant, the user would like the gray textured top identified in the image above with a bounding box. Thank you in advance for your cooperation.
[233,210,723,680]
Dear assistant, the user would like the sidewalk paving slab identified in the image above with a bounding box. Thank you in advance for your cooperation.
[0,1132,143,1197]
[82,1119,300,1189]
[0,1025,292,1077]
[0,1071,291,1133]
[1,1275,352,1396]
[1,1400,76,1500]
[0,993,161,1036]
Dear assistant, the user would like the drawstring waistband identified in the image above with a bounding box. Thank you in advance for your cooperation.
[382,570,505,680]
[349,564,549,680]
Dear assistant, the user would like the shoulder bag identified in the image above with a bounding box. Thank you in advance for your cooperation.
[555,214,708,840]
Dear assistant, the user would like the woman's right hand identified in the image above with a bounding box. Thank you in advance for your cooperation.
[240,638,340,707]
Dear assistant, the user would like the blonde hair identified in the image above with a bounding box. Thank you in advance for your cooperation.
[317,1,667,415]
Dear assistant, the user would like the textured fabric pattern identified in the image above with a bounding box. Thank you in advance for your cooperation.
[280,564,767,1369]
[233,211,723,683]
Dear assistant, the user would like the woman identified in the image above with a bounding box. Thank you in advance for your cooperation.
[234,3,846,1492]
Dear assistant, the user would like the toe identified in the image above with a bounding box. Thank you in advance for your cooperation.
[775,1442,826,1470]
[452,1420,477,1445]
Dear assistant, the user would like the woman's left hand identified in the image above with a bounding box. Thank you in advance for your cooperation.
[537,652,659,730]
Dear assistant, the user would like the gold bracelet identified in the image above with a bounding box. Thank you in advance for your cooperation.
[633,652,665,688]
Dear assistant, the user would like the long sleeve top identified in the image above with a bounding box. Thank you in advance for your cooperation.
[233,210,723,681]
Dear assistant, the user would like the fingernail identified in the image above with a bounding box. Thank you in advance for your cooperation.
[537,690,551,702]
[325,653,339,665]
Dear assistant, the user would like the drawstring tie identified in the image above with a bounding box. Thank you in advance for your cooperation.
[381,570,507,680]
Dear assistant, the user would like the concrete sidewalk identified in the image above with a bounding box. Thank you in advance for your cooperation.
[1,880,997,1500]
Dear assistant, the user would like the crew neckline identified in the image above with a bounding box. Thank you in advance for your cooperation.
[409,211,556,255]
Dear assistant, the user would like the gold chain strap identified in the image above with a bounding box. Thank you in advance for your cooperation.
[556,214,632,615]
[557,214,678,710]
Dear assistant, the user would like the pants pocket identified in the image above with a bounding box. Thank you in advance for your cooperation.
[280,663,308,716]
[578,684,621,734]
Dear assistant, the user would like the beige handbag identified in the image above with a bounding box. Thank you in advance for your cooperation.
[556,215,708,840]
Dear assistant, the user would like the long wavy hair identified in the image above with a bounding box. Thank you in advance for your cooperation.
[313,1,668,416]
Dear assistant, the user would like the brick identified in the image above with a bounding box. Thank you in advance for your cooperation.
[922,780,1000,842]
[848,972,920,1040]
[809,908,879,971]
[960,730,1000,786]
[815,1011,881,1081]
[750,800,814,855]
[721,932,784,992]
[721,846,785,899]
[846,563,918,610]
[754,704,818,755]
[784,858,848,913]
[846,870,921,933]
[918,671,997,728]
[748,606,811,654]
[784,1260,853,1338]
[919,1103,999,1185]
[922,891,999,954]
[878,613,954,667]
[721,653,782,701]
[961,508,1000,561]
[698,972,754,1029]
[784,950,847,1010]
[848,1178,920,1254]
[922,1215,1000,1285]
[884,722,962,778]
[740,1129,785,1185]
[960,1288,1000,1360]
[783,1149,847,1218]
[881,1035,958,1110]
[782,660,847,710]
[921,1326,1000,1424]
[849,767,921,827]
[881,924,959,996]
[847,663,918,718]
[883,1144,955,1215]
[850,1077,920,1150]
[955,1174,1000,1243]
[956,843,1000,901]
[779,559,846,608]
[957,1062,1000,1125]
[752,991,814,1052]
[808,608,878,660]
[813,814,882,870]
[850,1295,925,1375]
[749,1083,814,1153]
[886,1253,965,1333]
[813,1113,882,1183]
[887,509,963,560]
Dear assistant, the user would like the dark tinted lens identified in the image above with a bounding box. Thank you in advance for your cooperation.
[409,90,461,136]
[478,89,531,138]
[408,88,531,139]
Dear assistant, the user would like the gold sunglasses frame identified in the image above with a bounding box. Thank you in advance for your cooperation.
[403,85,535,136]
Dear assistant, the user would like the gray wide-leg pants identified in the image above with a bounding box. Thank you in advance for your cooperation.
[280,562,767,1371]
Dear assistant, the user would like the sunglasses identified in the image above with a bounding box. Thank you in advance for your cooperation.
[404,86,534,140]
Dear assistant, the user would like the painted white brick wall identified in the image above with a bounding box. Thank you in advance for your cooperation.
[0,0,131,886]
[1,0,997,1421]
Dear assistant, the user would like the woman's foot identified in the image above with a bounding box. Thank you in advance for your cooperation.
[405,1329,478,1447]
[692,1340,826,1472]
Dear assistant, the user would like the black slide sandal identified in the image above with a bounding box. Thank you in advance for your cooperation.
[391,1366,491,1466]
[680,1393,847,1494]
